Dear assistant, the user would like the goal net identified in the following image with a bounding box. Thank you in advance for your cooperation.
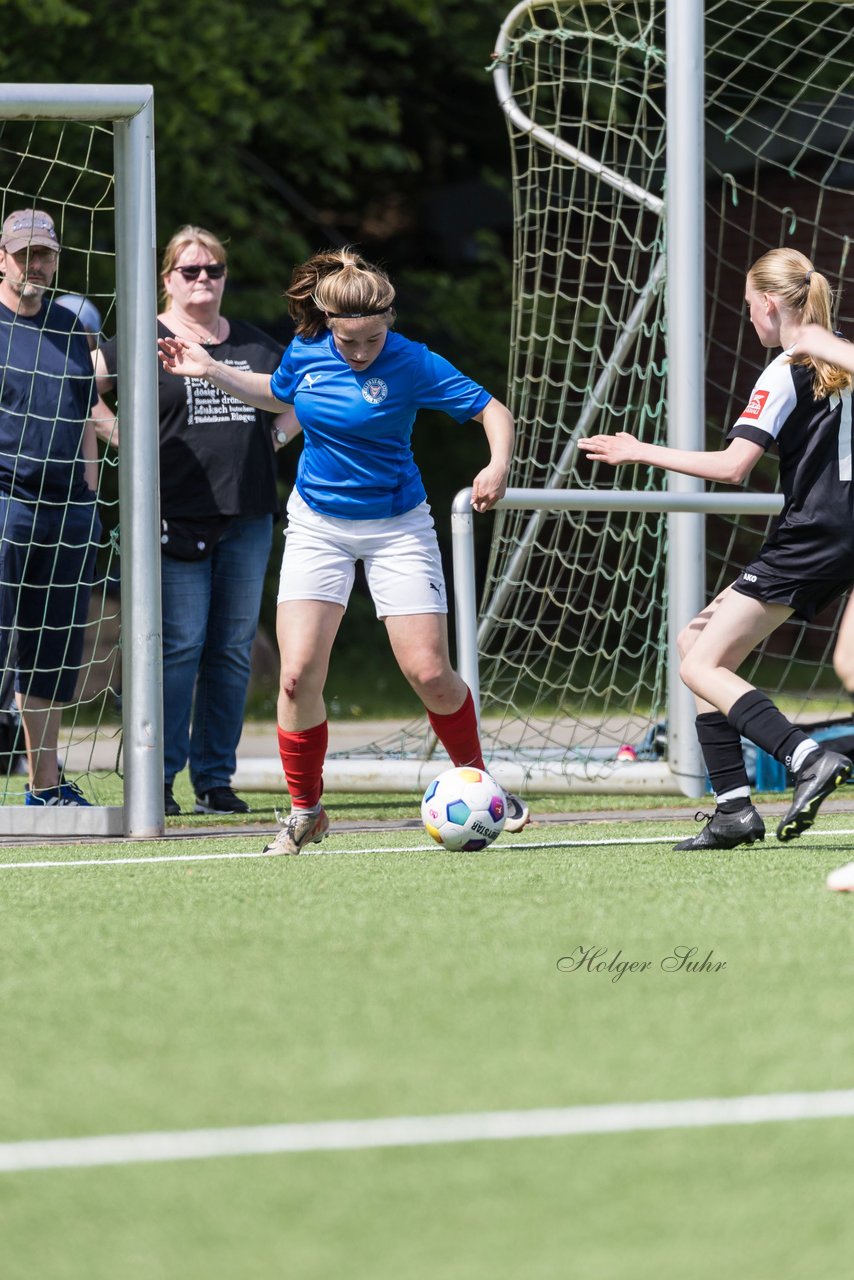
[0,88,161,836]
[0,118,120,810]
[312,0,854,795]
[472,0,854,788]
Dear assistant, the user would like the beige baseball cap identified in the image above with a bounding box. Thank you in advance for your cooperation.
[0,208,61,254]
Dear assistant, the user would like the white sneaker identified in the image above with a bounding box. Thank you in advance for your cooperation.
[826,861,854,892]
[263,804,330,855]
[503,791,530,833]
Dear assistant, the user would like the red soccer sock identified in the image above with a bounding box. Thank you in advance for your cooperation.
[427,687,485,770]
[277,721,328,810]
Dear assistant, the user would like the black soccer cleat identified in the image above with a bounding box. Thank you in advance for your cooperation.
[673,804,765,851]
[194,786,251,815]
[776,749,852,843]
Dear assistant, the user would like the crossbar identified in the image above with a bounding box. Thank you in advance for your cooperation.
[452,487,783,797]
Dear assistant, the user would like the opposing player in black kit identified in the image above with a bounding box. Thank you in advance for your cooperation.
[579,247,854,849]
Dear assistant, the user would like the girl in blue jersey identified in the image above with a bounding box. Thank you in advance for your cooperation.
[579,247,854,851]
[159,247,530,852]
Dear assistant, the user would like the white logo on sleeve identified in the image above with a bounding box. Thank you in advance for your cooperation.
[361,377,389,405]
[302,373,322,390]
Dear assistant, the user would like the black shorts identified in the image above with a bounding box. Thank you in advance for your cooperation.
[731,552,853,621]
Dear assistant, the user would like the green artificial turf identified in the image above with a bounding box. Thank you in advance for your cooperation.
[3,813,854,1277]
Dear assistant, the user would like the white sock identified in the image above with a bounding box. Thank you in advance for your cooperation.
[715,785,751,805]
[791,739,820,773]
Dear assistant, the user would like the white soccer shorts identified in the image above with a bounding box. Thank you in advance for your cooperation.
[277,490,447,618]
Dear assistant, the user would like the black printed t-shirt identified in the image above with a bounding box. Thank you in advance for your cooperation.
[100,318,283,519]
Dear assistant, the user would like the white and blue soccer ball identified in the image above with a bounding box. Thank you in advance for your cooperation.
[421,766,507,851]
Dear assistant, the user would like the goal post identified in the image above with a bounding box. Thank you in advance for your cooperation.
[452,487,783,797]
[0,85,162,837]
[664,0,706,794]
[452,0,854,799]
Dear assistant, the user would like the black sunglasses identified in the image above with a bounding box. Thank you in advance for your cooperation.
[173,263,226,281]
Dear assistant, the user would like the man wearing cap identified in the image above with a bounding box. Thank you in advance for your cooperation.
[0,208,111,805]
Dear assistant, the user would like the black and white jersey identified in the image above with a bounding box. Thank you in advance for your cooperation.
[728,349,854,572]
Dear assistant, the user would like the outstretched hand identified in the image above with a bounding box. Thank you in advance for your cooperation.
[157,335,213,379]
[577,432,641,467]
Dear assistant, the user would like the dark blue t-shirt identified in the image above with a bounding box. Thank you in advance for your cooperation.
[0,298,96,501]
[270,329,491,519]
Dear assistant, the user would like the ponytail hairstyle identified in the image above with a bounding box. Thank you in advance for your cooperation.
[286,246,395,338]
[748,247,851,398]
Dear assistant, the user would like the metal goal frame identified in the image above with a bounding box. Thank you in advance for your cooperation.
[0,84,162,838]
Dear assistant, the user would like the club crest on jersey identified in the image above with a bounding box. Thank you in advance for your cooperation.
[742,389,769,420]
[361,377,389,405]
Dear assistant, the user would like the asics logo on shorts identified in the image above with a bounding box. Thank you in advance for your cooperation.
[361,377,389,405]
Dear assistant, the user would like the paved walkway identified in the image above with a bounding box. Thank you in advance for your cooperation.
[61,719,417,773]
[63,714,663,772]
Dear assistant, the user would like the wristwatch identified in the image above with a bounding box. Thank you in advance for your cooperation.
[274,429,288,445]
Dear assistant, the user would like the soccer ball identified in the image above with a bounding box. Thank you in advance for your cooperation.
[421,766,507,851]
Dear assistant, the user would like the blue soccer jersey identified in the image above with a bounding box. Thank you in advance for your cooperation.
[270,329,492,518]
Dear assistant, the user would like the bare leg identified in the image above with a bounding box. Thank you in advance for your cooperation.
[16,693,62,791]
[678,587,792,713]
[275,599,345,731]
[833,591,854,692]
[383,612,467,712]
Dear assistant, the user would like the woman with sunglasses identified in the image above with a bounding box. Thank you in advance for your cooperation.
[97,225,298,817]
[159,245,530,854]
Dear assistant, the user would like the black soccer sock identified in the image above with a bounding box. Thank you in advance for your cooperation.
[695,711,750,800]
[727,689,809,769]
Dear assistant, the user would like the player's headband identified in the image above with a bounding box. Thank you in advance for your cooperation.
[324,306,392,318]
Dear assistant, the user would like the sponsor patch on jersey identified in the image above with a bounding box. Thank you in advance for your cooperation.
[361,377,389,405]
[741,389,770,420]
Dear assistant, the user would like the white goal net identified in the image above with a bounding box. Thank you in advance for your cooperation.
[0,87,161,836]
[468,0,854,788]
[318,0,854,795]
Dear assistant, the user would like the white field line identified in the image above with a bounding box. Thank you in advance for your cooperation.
[0,834,679,870]
[2,826,854,871]
[3,1090,854,1173]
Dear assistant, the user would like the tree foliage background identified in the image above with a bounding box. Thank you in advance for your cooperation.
[0,0,516,704]
[0,0,512,357]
